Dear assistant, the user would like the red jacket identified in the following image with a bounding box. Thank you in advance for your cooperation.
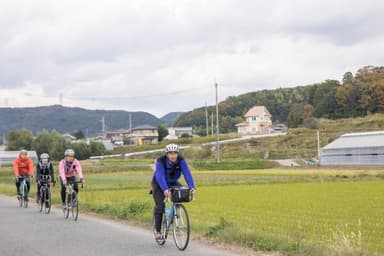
[13,157,34,177]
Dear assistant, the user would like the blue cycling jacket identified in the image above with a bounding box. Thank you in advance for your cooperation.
[153,156,195,192]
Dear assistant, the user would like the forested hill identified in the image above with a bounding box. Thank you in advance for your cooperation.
[0,105,176,136]
[174,65,384,134]
[160,112,184,126]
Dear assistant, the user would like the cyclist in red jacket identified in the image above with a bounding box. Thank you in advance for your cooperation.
[13,149,34,200]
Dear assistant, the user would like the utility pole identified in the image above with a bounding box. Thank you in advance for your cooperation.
[317,130,320,158]
[129,113,132,132]
[86,128,89,144]
[211,112,214,136]
[100,116,106,138]
[215,83,221,163]
[205,103,209,136]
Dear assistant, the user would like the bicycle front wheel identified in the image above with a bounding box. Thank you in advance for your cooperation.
[172,204,190,250]
[39,188,44,212]
[18,183,24,208]
[44,187,51,214]
[71,192,79,221]
[22,184,28,208]
[64,193,71,219]
[18,188,23,208]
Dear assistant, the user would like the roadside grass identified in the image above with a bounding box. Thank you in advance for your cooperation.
[1,167,383,255]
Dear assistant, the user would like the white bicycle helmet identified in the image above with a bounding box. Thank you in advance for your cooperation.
[64,149,75,157]
[19,149,28,155]
[165,143,179,153]
[40,153,49,159]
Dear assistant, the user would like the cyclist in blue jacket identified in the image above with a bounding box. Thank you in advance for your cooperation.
[152,143,196,240]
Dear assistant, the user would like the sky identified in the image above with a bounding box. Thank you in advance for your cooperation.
[0,0,383,117]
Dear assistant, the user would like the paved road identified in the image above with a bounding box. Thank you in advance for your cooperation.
[0,196,240,256]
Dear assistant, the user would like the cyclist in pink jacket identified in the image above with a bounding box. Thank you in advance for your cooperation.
[58,149,84,208]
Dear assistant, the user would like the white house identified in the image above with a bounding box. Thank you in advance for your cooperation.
[235,106,272,134]
[165,127,193,140]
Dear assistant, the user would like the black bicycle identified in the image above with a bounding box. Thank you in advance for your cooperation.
[63,180,83,221]
[153,186,195,251]
[37,175,52,214]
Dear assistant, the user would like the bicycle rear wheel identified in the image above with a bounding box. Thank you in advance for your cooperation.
[153,212,167,245]
[71,192,79,221]
[173,204,190,250]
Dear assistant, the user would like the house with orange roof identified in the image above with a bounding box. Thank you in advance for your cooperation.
[235,106,272,134]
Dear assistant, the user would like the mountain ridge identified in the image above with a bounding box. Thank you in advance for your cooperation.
[0,105,181,136]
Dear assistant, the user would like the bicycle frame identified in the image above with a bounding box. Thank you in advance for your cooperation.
[38,175,51,214]
[154,188,195,250]
[18,176,30,208]
[63,180,83,221]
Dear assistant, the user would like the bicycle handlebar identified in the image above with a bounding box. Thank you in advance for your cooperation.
[163,188,196,203]
[65,180,84,188]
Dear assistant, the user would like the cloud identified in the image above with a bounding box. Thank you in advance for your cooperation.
[0,0,383,116]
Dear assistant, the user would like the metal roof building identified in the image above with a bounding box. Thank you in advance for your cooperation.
[0,151,38,166]
[320,131,384,165]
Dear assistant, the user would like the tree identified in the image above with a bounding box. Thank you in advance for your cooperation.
[71,130,85,139]
[313,80,340,117]
[32,130,53,157]
[342,72,354,84]
[303,104,314,120]
[90,141,106,156]
[49,130,70,160]
[287,104,304,128]
[6,129,34,150]
[158,125,168,142]
[71,142,91,160]
[336,83,362,117]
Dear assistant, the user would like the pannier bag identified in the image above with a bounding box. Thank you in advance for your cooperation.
[171,187,191,203]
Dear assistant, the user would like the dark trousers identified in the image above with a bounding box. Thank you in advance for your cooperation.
[15,177,31,195]
[60,176,78,203]
[151,179,181,233]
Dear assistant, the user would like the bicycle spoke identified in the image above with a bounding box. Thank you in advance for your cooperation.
[173,204,190,250]
[71,192,79,221]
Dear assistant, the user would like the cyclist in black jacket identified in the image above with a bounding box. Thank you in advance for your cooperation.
[36,153,56,203]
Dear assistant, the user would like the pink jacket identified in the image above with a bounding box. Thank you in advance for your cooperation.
[58,158,84,183]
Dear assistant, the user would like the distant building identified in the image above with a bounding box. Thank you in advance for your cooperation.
[105,126,159,145]
[320,131,384,165]
[105,129,131,140]
[235,106,272,134]
[0,151,38,165]
[165,127,193,140]
[127,125,159,145]
[63,134,77,141]
[101,140,114,151]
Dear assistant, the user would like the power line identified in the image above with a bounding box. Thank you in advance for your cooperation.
[21,86,211,101]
